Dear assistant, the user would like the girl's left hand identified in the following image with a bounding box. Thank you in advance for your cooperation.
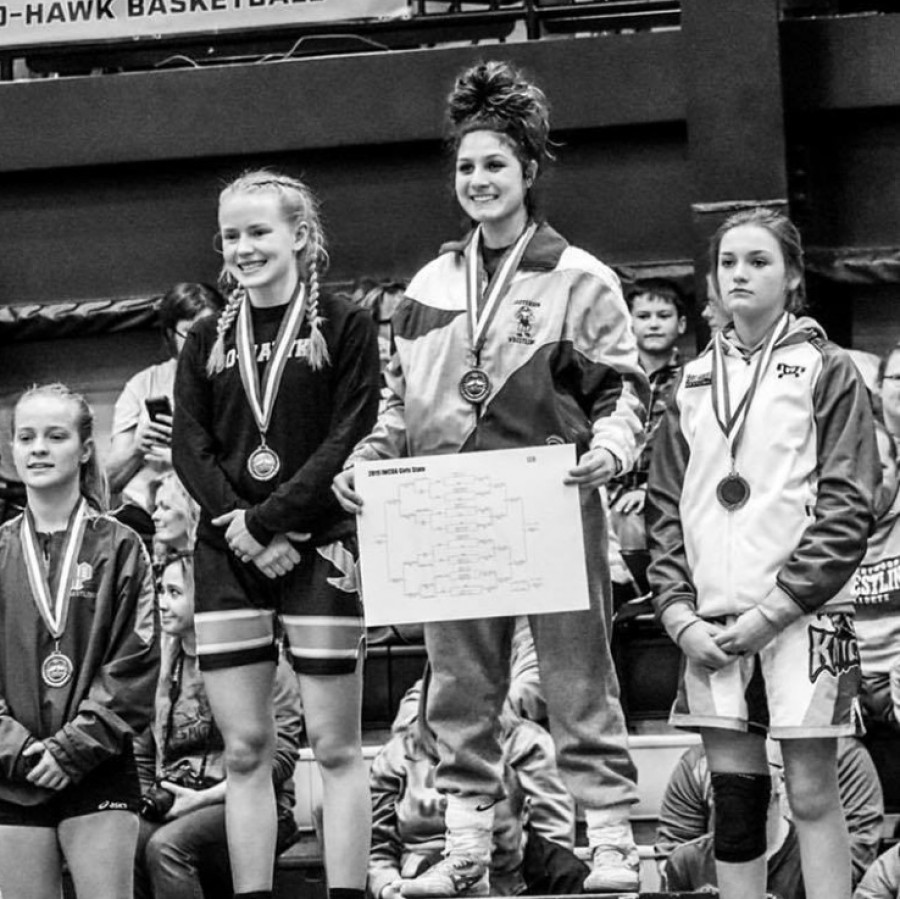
[564,448,620,490]
[212,510,266,562]
[714,608,779,657]
[23,742,71,791]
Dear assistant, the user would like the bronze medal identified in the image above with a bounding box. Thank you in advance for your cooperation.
[459,368,492,405]
[716,473,751,511]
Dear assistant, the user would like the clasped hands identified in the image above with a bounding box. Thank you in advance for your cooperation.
[212,510,309,579]
[679,607,779,670]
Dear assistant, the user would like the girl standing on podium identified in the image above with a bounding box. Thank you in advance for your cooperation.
[173,170,380,899]
[647,207,878,899]
[334,60,647,896]
[0,383,157,899]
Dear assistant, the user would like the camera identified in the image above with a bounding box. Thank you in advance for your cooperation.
[139,764,218,822]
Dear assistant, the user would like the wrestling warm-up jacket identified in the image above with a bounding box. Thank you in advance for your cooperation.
[174,293,381,549]
[347,223,648,465]
[647,315,878,641]
[0,507,158,805]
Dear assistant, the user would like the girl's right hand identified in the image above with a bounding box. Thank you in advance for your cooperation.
[253,534,303,579]
[332,468,363,514]
[678,620,734,670]
[23,742,71,791]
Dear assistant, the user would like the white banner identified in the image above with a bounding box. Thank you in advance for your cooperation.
[0,0,408,49]
[356,444,590,627]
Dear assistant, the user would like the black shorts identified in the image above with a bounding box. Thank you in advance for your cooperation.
[0,744,141,828]
[194,535,365,676]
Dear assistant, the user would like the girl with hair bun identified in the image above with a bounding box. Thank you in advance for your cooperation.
[335,61,647,895]
[647,208,878,899]
[173,170,381,899]
[0,382,158,899]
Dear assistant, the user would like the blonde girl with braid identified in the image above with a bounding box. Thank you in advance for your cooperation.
[173,170,381,899]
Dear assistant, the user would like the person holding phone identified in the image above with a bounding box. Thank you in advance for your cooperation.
[107,283,222,544]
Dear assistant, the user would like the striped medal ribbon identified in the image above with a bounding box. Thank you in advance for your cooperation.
[21,498,88,688]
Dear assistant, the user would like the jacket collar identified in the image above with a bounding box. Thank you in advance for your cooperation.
[439,220,569,272]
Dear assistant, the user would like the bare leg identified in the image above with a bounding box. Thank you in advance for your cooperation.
[61,810,140,899]
[703,727,769,899]
[0,825,63,899]
[297,656,369,890]
[203,661,278,892]
[781,737,850,899]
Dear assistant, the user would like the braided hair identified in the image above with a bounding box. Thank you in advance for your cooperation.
[446,61,554,213]
[207,170,331,377]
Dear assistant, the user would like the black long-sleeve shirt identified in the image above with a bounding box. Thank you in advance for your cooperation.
[173,293,380,548]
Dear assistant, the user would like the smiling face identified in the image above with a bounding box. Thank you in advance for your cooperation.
[152,492,191,550]
[158,560,194,638]
[218,189,307,303]
[631,293,686,362]
[716,224,800,329]
[455,130,531,247]
[12,393,91,497]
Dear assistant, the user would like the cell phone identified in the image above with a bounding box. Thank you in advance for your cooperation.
[145,396,173,424]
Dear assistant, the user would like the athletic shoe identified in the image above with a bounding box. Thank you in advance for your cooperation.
[399,854,489,898]
[582,842,640,893]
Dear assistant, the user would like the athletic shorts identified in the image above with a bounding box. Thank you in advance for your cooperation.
[671,611,863,739]
[194,535,365,676]
[0,744,140,828]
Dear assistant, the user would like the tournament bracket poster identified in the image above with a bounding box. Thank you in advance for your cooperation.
[355,444,590,627]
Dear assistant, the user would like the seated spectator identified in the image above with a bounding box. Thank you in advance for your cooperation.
[133,553,302,899]
[368,666,584,897]
[107,283,221,546]
[655,737,883,889]
[151,471,199,565]
[346,277,407,372]
[854,842,900,899]
[663,748,804,898]
[854,421,900,726]
[608,279,686,554]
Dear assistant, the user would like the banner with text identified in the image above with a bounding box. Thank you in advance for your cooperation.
[0,0,408,49]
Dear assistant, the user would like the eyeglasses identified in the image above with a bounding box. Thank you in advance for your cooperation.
[883,374,900,383]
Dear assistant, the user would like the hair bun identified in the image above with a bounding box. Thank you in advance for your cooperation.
[447,60,552,168]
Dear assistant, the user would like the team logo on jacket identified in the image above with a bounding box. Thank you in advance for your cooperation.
[684,373,712,388]
[508,299,539,345]
[776,363,805,379]
[72,562,93,593]
[808,614,860,682]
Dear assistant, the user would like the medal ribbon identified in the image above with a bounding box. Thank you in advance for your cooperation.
[236,281,307,441]
[464,222,538,362]
[21,498,88,641]
[711,312,791,465]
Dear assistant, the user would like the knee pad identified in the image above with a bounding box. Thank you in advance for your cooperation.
[710,771,771,864]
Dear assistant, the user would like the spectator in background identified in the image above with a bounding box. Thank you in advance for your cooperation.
[854,842,900,899]
[368,664,583,899]
[854,422,900,727]
[608,279,686,555]
[663,747,803,899]
[151,471,200,568]
[107,283,222,546]
[346,277,407,373]
[878,342,900,442]
[701,273,729,337]
[655,738,884,889]
[134,552,302,899]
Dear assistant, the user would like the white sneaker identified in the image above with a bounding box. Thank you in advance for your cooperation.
[582,842,640,894]
[399,854,489,898]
